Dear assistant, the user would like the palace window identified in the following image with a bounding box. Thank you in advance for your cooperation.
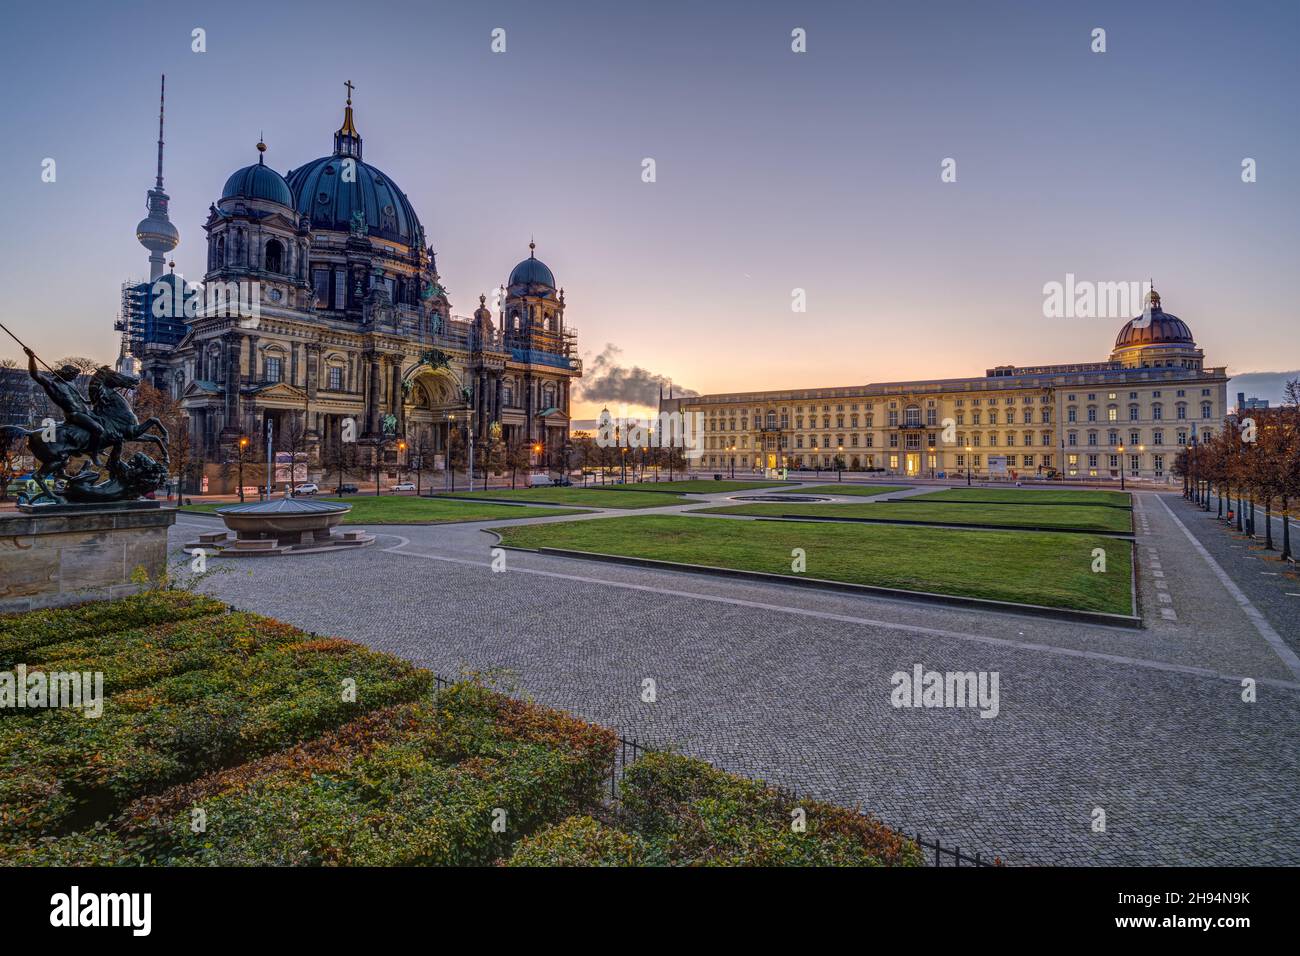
[1153,430,1163,445]
[265,356,283,382]
[328,366,343,390]
[1129,406,1139,421]
[1201,403,1212,419]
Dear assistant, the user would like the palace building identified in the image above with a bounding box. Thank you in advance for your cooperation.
[119,79,580,490]
[659,292,1227,482]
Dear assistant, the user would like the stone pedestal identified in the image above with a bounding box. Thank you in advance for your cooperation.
[0,504,177,614]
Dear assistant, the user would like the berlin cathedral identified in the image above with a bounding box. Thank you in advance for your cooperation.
[122,79,580,491]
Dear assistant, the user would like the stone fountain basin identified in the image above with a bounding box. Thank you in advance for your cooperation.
[214,496,349,547]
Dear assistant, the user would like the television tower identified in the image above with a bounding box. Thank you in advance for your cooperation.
[135,74,179,281]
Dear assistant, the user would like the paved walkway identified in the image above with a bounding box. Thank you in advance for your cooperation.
[172,483,1300,865]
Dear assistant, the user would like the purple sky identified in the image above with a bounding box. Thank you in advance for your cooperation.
[2,0,1297,417]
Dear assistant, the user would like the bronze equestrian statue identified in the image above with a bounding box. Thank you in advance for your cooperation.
[1,346,170,505]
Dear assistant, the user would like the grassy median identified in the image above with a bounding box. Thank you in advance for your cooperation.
[432,487,689,509]
[496,514,1133,614]
[182,496,587,524]
[906,488,1131,508]
[695,500,1132,533]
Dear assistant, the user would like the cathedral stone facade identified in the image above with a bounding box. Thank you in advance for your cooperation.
[134,88,580,491]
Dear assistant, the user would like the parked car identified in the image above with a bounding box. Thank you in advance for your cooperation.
[553,476,573,487]
[333,483,359,495]
[528,474,554,487]
[293,482,320,496]
[392,482,416,493]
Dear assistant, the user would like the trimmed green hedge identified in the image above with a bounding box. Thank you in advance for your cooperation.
[507,816,647,867]
[1,607,429,845]
[615,752,924,866]
[1,593,925,868]
[0,591,226,665]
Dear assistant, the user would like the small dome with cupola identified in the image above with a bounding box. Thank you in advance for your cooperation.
[221,141,294,207]
[508,242,556,290]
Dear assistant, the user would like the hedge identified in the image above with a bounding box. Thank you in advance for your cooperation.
[1,593,925,867]
[615,751,925,866]
[0,607,429,846]
[507,816,648,867]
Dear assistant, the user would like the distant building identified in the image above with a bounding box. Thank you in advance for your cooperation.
[1236,392,1270,413]
[661,287,1227,482]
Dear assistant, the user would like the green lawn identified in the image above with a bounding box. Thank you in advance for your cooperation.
[906,488,1132,508]
[695,500,1132,533]
[792,484,912,497]
[614,479,789,494]
[432,487,689,509]
[497,514,1133,614]
[182,496,587,524]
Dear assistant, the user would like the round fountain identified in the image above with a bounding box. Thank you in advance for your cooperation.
[186,495,374,557]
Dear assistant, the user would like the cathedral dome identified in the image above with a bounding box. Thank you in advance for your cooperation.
[1113,288,1195,348]
[221,146,294,207]
[284,91,424,248]
[508,243,556,289]
[286,155,423,247]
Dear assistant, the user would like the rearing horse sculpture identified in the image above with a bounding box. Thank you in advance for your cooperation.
[1,366,169,503]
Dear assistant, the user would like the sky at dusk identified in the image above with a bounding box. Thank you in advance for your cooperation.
[1,0,1297,420]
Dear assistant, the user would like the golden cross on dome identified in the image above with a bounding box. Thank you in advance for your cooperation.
[344,79,355,105]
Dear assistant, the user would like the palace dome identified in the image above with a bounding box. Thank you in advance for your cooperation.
[508,243,556,289]
[1114,291,1195,348]
[221,149,294,207]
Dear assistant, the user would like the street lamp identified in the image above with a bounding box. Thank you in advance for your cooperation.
[397,440,407,490]
[965,445,972,486]
[837,444,844,482]
[237,436,249,502]
[447,414,457,493]
[1116,443,1126,491]
[620,446,627,483]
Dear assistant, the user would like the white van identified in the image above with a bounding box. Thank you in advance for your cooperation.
[528,474,554,487]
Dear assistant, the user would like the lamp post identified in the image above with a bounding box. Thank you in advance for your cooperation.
[620,446,627,483]
[238,436,249,502]
[1116,443,1126,492]
[965,445,972,486]
[396,440,407,490]
[837,444,844,482]
[447,414,456,493]
[728,444,735,479]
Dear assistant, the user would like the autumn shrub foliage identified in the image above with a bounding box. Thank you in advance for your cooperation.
[1,592,922,867]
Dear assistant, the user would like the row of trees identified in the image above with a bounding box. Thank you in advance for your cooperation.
[1174,380,1300,560]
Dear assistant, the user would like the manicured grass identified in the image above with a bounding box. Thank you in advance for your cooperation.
[906,488,1132,508]
[615,479,789,494]
[432,487,688,509]
[695,500,1132,533]
[496,514,1133,614]
[792,484,912,497]
[182,496,586,524]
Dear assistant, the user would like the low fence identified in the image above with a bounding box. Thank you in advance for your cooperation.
[605,731,998,867]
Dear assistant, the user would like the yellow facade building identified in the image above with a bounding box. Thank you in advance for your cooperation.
[659,289,1227,482]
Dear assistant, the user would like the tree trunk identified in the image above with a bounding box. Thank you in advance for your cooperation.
[1264,498,1274,550]
[1281,498,1292,562]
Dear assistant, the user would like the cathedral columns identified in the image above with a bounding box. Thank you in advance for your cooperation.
[365,350,382,436]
